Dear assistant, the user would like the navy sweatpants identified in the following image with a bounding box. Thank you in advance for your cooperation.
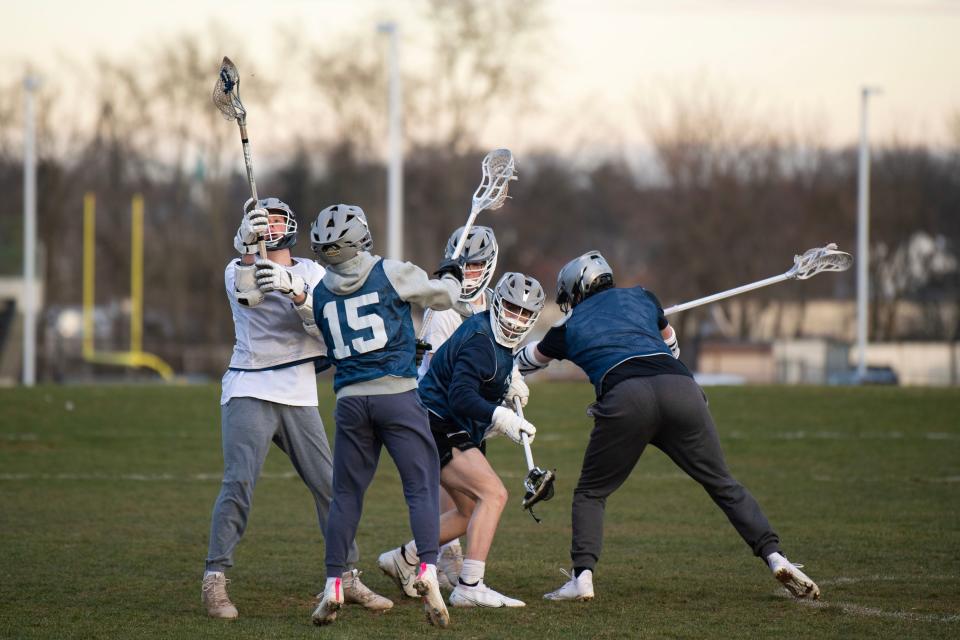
[324,390,441,577]
[571,375,781,571]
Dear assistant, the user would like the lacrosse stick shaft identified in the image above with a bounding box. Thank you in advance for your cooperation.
[520,433,535,471]
[514,397,536,471]
[663,272,789,316]
[235,121,267,259]
[450,207,481,262]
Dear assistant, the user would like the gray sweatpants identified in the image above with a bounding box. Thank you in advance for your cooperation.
[205,397,359,572]
[571,375,780,571]
[324,390,441,578]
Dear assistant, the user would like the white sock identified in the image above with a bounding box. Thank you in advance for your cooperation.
[441,538,461,551]
[402,540,418,565]
[766,551,787,570]
[325,576,341,597]
[203,570,224,579]
[459,559,485,586]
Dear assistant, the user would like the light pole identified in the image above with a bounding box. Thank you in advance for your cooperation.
[378,21,403,261]
[22,74,39,387]
[856,86,882,382]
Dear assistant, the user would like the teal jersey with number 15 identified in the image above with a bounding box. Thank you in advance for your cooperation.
[312,259,416,392]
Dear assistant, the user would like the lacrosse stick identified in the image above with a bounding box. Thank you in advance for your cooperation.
[212,56,266,259]
[663,244,853,316]
[513,396,556,524]
[418,149,518,340]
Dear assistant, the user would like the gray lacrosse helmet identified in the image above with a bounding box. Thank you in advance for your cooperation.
[445,226,499,302]
[556,251,614,312]
[310,204,373,264]
[490,272,545,348]
[244,197,298,250]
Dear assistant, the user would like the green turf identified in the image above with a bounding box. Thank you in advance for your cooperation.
[1,383,958,639]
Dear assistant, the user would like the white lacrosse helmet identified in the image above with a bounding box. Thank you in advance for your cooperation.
[445,226,498,302]
[310,204,373,264]
[556,251,614,312]
[244,197,298,250]
[490,272,545,349]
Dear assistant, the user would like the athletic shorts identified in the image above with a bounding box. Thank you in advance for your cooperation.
[428,413,486,468]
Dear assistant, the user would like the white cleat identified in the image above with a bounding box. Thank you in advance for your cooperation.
[378,547,420,598]
[437,541,464,589]
[768,553,821,600]
[413,563,451,628]
[450,581,526,608]
[312,577,343,626]
[341,568,393,611]
[544,568,594,602]
[201,572,239,619]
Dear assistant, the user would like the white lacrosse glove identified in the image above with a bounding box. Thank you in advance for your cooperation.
[233,207,270,255]
[233,262,264,307]
[503,367,530,408]
[485,406,536,445]
[255,259,306,298]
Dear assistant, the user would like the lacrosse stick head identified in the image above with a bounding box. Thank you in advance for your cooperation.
[522,467,556,523]
[472,148,517,213]
[212,57,246,122]
[788,243,854,280]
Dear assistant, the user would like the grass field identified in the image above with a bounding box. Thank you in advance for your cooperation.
[1,382,959,639]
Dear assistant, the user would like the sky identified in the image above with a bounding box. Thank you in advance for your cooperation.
[3,0,959,154]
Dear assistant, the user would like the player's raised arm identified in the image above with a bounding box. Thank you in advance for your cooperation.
[383,258,472,315]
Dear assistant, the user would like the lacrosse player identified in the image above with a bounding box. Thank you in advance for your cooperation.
[404,225,500,591]
[516,251,820,602]
[255,203,470,627]
[201,199,390,620]
[380,272,543,609]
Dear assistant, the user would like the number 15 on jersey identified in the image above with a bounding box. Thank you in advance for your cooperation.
[321,293,389,359]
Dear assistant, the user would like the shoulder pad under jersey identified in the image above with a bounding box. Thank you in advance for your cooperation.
[552,310,573,327]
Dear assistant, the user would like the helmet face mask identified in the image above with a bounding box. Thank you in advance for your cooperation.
[445,226,498,302]
[490,272,545,349]
[310,204,373,265]
[245,197,298,250]
[556,251,614,312]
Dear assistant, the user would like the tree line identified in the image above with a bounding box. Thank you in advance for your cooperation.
[0,1,957,379]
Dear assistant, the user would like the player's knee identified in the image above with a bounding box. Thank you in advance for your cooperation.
[573,485,610,502]
[220,477,254,494]
[707,477,743,502]
[487,478,509,510]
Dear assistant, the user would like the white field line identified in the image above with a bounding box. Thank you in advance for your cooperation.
[1,433,39,441]
[0,471,299,481]
[498,470,688,481]
[6,470,957,484]
[810,474,960,484]
[725,430,960,441]
[4,431,955,443]
[817,575,956,587]
[777,576,960,623]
